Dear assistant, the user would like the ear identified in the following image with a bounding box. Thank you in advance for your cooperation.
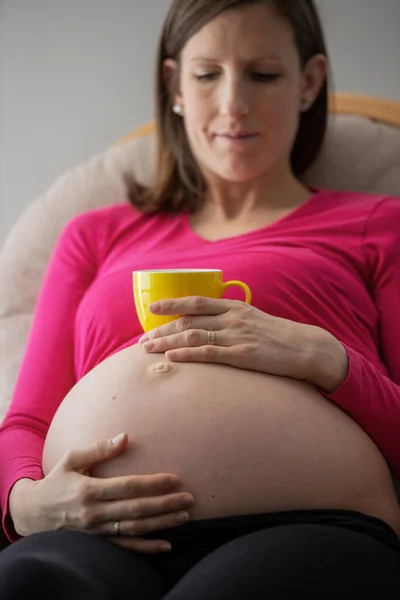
[300,54,328,111]
[162,59,183,108]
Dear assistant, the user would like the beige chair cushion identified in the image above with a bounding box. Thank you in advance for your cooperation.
[1,114,400,423]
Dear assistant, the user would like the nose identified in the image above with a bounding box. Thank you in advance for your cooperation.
[218,74,250,118]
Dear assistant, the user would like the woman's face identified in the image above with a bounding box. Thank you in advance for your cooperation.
[165,3,326,184]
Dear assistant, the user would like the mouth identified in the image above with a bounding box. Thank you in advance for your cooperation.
[216,132,258,139]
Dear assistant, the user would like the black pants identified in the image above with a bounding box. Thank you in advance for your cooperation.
[1,509,400,599]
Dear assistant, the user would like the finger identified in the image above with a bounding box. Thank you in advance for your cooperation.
[139,317,211,346]
[149,296,232,317]
[92,492,195,524]
[87,473,183,502]
[165,343,227,363]
[143,328,228,354]
[86,510,190,537]
[62,433,128,472]
[107,537,172,554]
[144,314,224,341]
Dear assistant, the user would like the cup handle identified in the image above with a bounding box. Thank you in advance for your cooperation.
[221,280,252,304]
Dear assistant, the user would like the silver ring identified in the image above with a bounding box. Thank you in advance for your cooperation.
[207,330,216,345]
[114,520,121,536]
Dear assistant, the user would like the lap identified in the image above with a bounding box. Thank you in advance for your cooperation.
[2,510,400,600]
[0,530,168,600]
[165,521,400,600]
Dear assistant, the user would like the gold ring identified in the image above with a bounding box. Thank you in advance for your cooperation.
[207,330,216,345]
[114,520,121,536]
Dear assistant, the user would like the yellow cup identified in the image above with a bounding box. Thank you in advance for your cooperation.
[133,269,252,332]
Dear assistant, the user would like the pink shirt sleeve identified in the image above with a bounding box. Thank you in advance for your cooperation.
[0,214,98,541]
[321,198,400,479]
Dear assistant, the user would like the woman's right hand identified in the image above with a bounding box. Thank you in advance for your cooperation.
[9,433,195,554]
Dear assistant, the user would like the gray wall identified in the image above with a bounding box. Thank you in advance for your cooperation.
[1,0,400,246]
[318,0,400,99]
[0,0,170,245]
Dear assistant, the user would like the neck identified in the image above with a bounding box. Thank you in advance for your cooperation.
[198,167,311,223]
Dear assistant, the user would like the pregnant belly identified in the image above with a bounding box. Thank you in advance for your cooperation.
[42,344,400,533]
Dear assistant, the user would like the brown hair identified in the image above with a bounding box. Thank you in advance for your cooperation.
[131,0,329,215]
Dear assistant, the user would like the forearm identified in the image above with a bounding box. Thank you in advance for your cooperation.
[0,425,45,541]
[304,326,350,393]
[8,478,40,537]
[302,329,400,478]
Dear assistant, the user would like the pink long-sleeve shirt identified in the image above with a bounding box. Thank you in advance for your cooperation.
[1,188,400,541]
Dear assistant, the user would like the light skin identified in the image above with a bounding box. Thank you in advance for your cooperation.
[9,437,196,554]
[163,2,328,226]
[142,3,349,392]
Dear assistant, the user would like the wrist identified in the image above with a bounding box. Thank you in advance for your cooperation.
[9,478,41,537]
[304,327,349,393]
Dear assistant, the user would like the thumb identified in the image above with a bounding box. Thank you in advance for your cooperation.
[63,433,129,472]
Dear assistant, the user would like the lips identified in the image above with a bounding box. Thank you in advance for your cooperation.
[217,132,258,139]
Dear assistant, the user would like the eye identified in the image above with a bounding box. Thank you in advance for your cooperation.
[195,73,219,82]
[252,73,280,82]
[194,72,280,83]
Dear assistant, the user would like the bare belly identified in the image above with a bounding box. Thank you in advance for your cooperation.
[42,344,400,534]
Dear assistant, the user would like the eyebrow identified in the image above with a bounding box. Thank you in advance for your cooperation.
[190,55,282,62]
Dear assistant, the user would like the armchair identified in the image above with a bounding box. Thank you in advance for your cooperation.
[1,93,400,550]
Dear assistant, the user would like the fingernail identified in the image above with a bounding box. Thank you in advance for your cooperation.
[182,494,195,506]
[143,341,155,351]
[149,302,161,313]
[139,335,149,345]
[175,512,190,524]
[160,543,172,552]
[111,433,125,446]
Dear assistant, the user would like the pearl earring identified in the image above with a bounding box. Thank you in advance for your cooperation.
[172,104,183,116]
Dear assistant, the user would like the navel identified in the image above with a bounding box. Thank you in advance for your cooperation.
[150,362,175,375]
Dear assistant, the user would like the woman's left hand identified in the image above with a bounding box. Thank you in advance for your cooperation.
[138,295,324,382]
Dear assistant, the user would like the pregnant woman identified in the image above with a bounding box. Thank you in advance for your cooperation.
[2,1,400,598]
